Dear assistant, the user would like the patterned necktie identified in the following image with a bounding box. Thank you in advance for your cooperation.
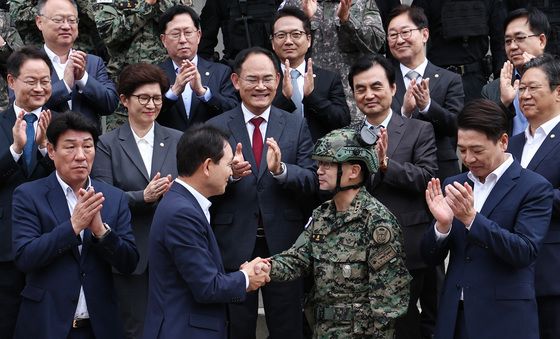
[405,70,421,86]
[290,69,303,117]
[23,114,38,171]
[250,117,265,169]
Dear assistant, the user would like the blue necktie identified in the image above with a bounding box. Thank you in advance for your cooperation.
[23,114,38,170]
[290,69,303,117]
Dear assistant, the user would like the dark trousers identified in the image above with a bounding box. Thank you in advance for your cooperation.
[0,261,25,339]
[67,326,95,339]
[537,295,560,339]
[396,266,442,339]
[113,272,148,339]
[228,237,303,339]
[454,301,469,339]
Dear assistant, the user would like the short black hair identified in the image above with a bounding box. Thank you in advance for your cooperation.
[348,54,396,90]
[387,5,428,30]
[177,124,230,176]
[7,46,54,77]
[47,112,99,148]
[523,53,560,90]
[272,6,312,35]
[233,47,279,75]
[504,7,550,38]
[457,99,508,142]
[159,5,200,35]
[118,63,169,97]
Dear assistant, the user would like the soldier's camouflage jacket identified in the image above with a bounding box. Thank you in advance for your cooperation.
[271,186,411,338]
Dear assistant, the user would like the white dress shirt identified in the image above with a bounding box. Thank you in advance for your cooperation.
[520,115,560,168]
[44,44,89,109]
[55,172,91,319]
[364,110,393,130]
[9,103,48,160]
[131,123,155,177]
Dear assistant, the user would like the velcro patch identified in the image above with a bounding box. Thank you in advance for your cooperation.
[369,245,397,271]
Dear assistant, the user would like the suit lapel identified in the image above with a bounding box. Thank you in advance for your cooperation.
[386,113,406,158]
[527,122,560,171]
[394,65,406,108]
[45,173,80,261]
[508,135,525,162]
[480,162,520,216]
[0,107,15,146]
[150,123,171,176]
[227,108,256,171]
[423,62,442,95]
[261,108,285,179]
[118,123,150,181]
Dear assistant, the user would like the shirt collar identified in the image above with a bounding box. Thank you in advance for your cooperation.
[524,114,560,140]
[131,122,155,147]
[400,58,429,79]
[364,110,392,129]
[55,171,91,196]
[13,103,42,119]
[280,61,306,76]
[467,153,514,185]
[43,44,70,64]
[242,103,271,124]
[174,178,212,219]
[172,55,198,72]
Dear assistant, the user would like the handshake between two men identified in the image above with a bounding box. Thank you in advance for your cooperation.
[240,258,272,292]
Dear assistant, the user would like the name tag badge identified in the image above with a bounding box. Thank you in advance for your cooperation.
[342,264,352,278]
[96,0,113,3]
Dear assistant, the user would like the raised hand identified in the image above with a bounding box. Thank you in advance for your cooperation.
[231,143,252,179]
[499,61,519,107]
[412,78,430,111]
[425,178,453,233]
[282,59,293,99]
[144,172,173,203]
[402,81,417,117]
[337,0,352,23]
[303,58,314,97]
[184,59,206,97]
[266,138,283,175]
[35,109,52,149]
[375,128,388,172]
[302,0,318,18]
[444,181,476,227]
[70,50,87,81]
[11,110,27,154]
[71,187,105,235]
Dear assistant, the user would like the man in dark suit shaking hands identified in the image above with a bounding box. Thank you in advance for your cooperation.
[143,125,270,339]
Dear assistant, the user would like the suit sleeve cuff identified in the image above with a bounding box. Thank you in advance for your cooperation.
[196,86,212,102]
[165,88,179,101]
[241,270,249,289]
[10,145,23,162]
[434,222,452,241]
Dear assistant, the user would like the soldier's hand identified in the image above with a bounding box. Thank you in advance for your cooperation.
[11,110,27,154]
[145,0,158,5]
[499,61,518,107]
[35,109,51,149]
[303,58,314,97]
[425,178,453,233]
[282,59,293,99]
[402,81,416,117]
[412,78,430,111]
[302,0,318,18]
[266,138,283,175]
[70,50,87,81]
[231,143,252,179]
[337,0,352,23]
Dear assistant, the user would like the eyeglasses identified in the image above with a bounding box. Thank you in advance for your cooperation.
[239,76,277,87]
[317,161,335,170]
[40,14,79,25]
[164,29,199,40]
[387,28,423,41]
[272,30,307,41]
[130,94,163,106]
[16,77,52,88]
[505,34,539,46]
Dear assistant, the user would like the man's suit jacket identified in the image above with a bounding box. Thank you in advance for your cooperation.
[365,113,438,269]
[143,182,246,339]
[206,105,317,269]
[509,122,560,296]
[44,52,119,130]
[92,122,182,275]
[158,57,238,131]
[12,173,139,339]
[421,162,553,339]
[0,107,55,261]
[272,64,351,142]
[391,61,463,180]
[481,78,516,136]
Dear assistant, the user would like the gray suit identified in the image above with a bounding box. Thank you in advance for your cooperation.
[91,122,182,338]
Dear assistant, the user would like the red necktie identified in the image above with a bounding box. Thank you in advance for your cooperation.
[250,117,264,169]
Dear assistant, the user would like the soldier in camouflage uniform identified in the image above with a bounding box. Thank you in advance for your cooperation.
[268,128,411,338]
[8,0,107,58]
[279,0,385,120]
[92,0,193,131]
[0,9,23,111]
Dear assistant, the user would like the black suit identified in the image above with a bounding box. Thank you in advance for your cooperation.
[391,61,464,180]
[364,113,438,339]
[0,107,55,337]
[272,64,351,142]
[92,122,182,338]
[158,57,238,131]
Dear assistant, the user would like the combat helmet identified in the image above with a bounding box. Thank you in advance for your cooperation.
[313,128,379,192]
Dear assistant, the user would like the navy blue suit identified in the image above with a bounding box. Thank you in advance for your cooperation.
[509,121,560,339]
[158,57,238,131]
[44,53,119,130]
[421,161,553,339]
[12,173,139,339]
[143,182,246,339]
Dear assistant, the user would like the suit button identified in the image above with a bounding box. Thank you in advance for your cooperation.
[81,272,86,278]
[465,256,471,262]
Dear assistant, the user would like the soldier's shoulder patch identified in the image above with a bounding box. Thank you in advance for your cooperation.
[368,245,397,271]
[372,226,391,245]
